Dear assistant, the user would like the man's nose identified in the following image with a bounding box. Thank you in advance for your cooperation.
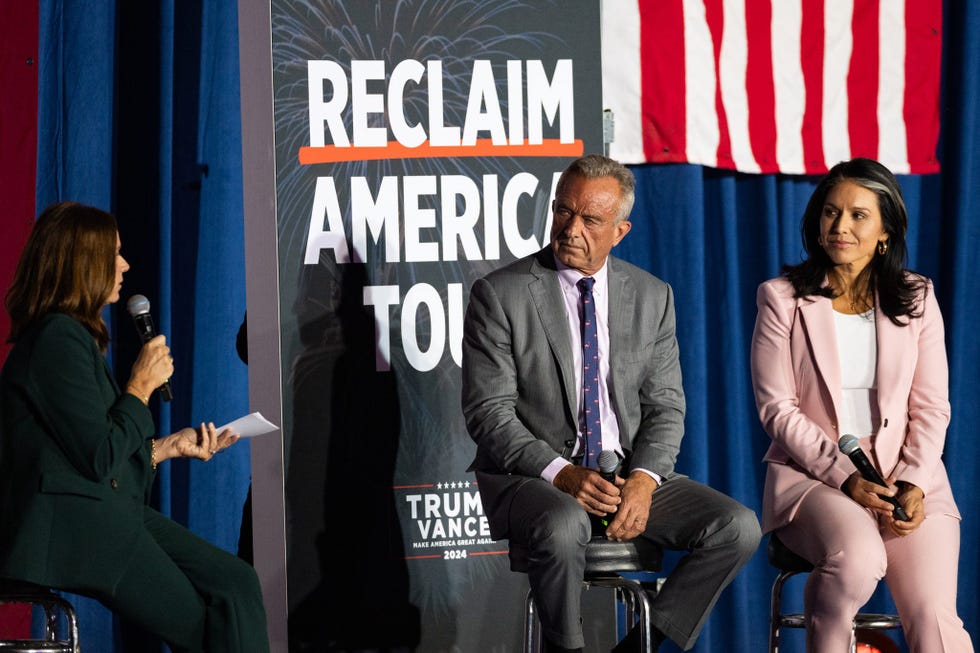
[563,214,584,236]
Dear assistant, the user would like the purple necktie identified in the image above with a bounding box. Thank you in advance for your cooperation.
[577,277,601,469]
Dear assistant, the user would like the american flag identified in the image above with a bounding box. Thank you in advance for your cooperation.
[602,0,942,175]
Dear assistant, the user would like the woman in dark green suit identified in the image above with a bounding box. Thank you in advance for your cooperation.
[0,202,269,652]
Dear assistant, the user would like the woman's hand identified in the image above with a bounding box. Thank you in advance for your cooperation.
[883,482,926,537]
[842,471,900,519]
[153,422,240,464]
[126,334,173,403]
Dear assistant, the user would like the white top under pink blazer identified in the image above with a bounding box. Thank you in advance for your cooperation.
[750,275,960,533]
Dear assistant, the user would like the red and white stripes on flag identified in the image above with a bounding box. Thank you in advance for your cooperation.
[602,0,942,175]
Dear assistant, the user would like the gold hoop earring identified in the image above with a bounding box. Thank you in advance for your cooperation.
[877,241,888,255]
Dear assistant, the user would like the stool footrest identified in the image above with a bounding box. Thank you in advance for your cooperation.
[0,643,76,651]
[854,614,903,630]
[778,613,806,629]
[778,611,903,630]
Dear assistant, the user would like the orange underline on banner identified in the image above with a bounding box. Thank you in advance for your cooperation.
[404,554,443,560]
[469,550,508,556]
[298,139,584,164]
[392,484,435,489]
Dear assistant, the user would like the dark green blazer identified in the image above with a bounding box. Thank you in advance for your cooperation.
[0,313,156,594]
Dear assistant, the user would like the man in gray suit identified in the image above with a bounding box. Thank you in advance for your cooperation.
[462,155,759,652]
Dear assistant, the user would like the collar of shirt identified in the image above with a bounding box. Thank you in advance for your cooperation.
[554,255,610,305]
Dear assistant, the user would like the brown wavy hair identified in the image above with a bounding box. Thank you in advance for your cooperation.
[5,202,118,351]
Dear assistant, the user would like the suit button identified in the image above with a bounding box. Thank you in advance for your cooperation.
[883,419,889,427]
[110,479,119,489]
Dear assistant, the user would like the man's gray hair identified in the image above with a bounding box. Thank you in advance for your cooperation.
[556,154,636,222]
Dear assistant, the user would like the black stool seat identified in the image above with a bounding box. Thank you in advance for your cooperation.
[767,532,812,573]
[0,579,60,599]
[510,535,663,576]
[767,534,902,653]
[0,579,80,653]
[510,536,663,653]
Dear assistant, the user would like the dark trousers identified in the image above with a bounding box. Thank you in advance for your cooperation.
[506,477,760,650]
[91,506,269,653]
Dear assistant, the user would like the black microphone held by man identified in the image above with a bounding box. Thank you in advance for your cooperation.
[126,294,174,402]
[595,449,620,529]
[838,434,909,521]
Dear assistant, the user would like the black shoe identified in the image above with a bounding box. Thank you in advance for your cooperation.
[543,636,583,653]
[611,623,665,653]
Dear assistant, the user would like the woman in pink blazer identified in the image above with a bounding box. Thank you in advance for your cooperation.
[750,158,973,651]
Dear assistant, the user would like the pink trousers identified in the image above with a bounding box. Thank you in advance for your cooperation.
[777,483,974,652]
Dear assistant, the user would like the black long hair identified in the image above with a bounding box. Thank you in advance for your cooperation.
[783,158,925,325]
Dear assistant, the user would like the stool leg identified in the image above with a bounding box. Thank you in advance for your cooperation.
[524,589,540,653]
[58,597,80,653]
[769,580,779,653]
[618,587,637,633]
[615,581,653,653]
[70,608,80,653]
[635,586,653,653]
[43,601,60,642]
[617,586,634,646]
[770,571,795,653]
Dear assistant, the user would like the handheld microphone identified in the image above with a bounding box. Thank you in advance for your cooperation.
[838,435,908,521]
[597,450,620,484]
[596,450,620,528]
[126,294,173,402]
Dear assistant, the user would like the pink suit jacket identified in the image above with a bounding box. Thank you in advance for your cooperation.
[750,276,960,533]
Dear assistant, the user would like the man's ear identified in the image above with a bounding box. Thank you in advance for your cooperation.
[613,220,632,246]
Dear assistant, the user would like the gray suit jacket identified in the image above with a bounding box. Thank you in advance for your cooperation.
[462,248,685,537]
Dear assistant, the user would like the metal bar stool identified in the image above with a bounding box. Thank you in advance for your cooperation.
[767,533,902,653]
[0,579,80,653]
[510,535,663,653]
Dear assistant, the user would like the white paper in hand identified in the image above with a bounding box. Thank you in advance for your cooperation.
[217,412,278,438]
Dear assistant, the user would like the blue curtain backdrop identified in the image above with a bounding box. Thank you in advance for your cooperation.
[35,1,250,650]
[30,0,978,651]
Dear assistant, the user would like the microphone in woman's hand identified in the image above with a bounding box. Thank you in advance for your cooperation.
[838,434,908,521]
[126,294,174,402]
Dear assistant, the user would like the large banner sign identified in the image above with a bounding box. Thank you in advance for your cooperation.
[249,1,602,649]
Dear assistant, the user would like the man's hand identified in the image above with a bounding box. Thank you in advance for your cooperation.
[605,472,658,541]
[553,465,621,516]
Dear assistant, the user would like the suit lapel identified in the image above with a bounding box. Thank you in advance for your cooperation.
[873,294,902,413]
[528,251,578,427]
[799,295,843,422]
[606,258,633,443]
